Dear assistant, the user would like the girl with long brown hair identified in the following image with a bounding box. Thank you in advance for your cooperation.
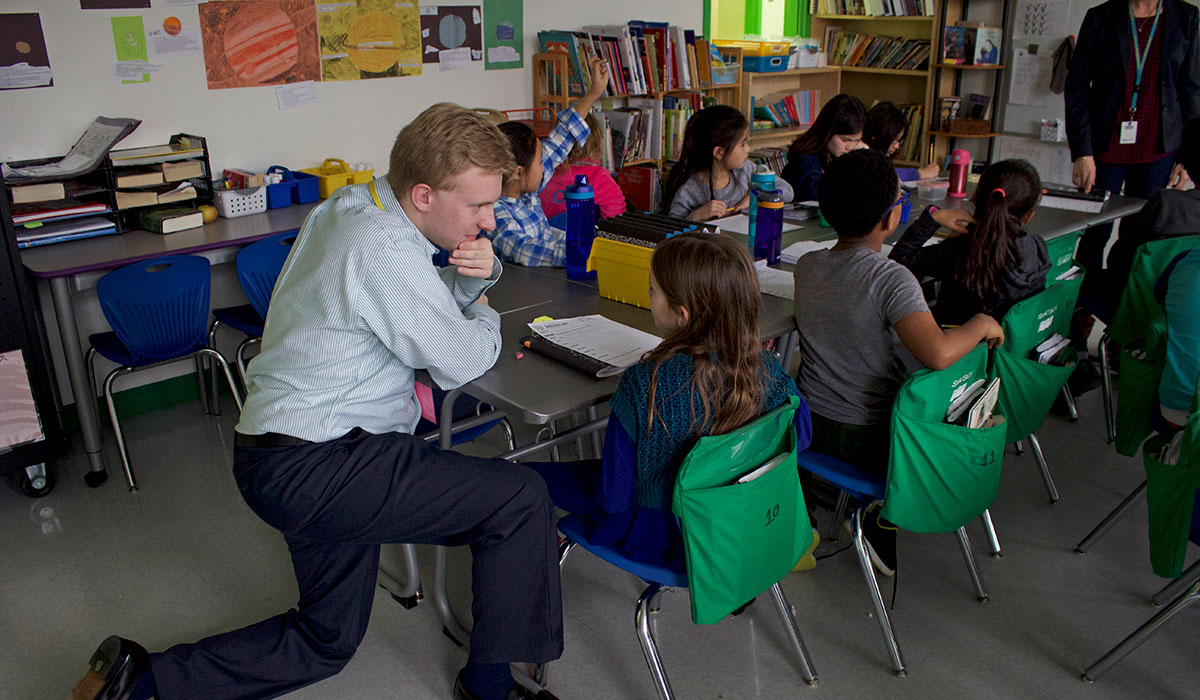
[530,233,812,570]
[889,158,1050,325]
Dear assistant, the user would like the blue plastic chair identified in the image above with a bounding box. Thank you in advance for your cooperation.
[86,255,242,491]
[206,231,297,413]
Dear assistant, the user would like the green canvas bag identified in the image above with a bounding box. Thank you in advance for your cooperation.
[1044,230,1084,285]
[1114,315,1168,457]
[883,344,1008,533]
[1108,236,1200,346]
[1143,375,1200,579]
[993,277,1083,442]
[672,396,811,625]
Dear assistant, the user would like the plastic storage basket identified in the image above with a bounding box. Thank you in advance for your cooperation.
[214,186,268,219]
[300,158,375,199]
[264,166,320,209]
[586,237,653,309]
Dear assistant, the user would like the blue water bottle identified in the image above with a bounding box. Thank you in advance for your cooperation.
[754,189,785,265]
[748,165,776,254]
[564,175,597,280]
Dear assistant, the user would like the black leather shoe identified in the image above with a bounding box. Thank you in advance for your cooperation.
[68,636,149,700]
[452,671,561,700]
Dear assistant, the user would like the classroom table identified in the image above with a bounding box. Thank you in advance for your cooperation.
[20,204,317,482]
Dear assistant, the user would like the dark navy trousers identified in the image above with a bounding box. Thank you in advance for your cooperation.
[148,428,563,700]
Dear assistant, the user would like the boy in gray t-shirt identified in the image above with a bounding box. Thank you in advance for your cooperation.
[792,149,1003,576]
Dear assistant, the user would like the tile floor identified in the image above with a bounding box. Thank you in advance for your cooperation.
[2,386,1198,700]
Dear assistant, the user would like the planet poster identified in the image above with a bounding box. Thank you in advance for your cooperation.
[317,0,422,81]
[419,6,482,64]
[199,0,320,90]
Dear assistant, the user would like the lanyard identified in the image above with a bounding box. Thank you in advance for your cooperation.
[1128,1,1162,117]
[368,179,385,210]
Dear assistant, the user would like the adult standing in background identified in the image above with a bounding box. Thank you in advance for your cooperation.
[1065,0,1200,290]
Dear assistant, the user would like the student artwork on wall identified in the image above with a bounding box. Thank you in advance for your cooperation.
[199,0,320,90]
[420,6,483,64]
[0,13,53,90]
[317,0,422,80]
[483,0,522,70]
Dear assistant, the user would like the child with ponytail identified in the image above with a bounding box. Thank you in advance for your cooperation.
[889,158,1050,325]
[665,105,793,221]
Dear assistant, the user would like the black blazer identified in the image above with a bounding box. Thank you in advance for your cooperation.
[1065,0,1200,161]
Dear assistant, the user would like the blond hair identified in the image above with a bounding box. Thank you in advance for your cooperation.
[387,102,516,200]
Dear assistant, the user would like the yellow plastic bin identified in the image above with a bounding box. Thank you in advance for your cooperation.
[300,158,375,199]
[713,39,790,57]
[586,237,654,309]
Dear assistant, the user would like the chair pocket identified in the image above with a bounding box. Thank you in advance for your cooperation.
[883,414,1008,533]
[1116,345,1167,457]
[1143,430,1200,578]
[674,458,811,625]
[994,347,1077,443]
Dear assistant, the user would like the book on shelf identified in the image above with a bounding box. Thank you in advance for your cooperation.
[966,93,992,120]
[972,27,1002,65]
[814,0,932,15]
[160,159,205,182]
[9,181,65,204]
[826,30,930,70]
[752,90,822,130]
[616,165,660,212]
[156,182,198,204]
[11,198,110,225]
[135,205,203,234]
[942,26,970,64]
[114,168,164,188]
[115,182,199,210]
[109,141,204,167]
[15,215,117,248]
[939,96,962,131]
[749,147,788,174]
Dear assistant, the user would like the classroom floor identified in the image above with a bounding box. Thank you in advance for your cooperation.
[3,383,1198,700]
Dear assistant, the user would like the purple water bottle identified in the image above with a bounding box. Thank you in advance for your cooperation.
[564,174,597,280]
[754,189,785,265]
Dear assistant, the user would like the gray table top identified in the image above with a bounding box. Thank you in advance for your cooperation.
[21,203,317,278]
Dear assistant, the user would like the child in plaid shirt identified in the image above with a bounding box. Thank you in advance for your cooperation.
[493,58,608,266]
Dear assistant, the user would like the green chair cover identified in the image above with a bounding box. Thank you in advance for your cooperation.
[1044,230,1084,285]
[672,395,810,625]
[993,277,1083,442]
[1108,236,1200,346]
[1144,375,1200,578]
[882,344,1008,533]
[1114,315,1168,457]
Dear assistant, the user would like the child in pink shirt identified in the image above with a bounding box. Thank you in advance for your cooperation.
[539,113,627,220]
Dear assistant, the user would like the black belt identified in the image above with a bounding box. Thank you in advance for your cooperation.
[235,432,312,448]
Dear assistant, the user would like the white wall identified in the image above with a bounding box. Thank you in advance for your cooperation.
[4,0,702,403]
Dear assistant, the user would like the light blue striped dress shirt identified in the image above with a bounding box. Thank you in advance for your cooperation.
[236,176,503,443]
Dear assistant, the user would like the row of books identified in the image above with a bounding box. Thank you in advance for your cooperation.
[751,90,822,130]
[616,165,661,213]
[749,148,788,175]
[892,103,925,163]
[538,22,716,98]
[661,93,716,161]
[824,31,931,70]
[811,0,933,15]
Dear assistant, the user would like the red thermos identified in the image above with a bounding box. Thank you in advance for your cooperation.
[948,149,970,198]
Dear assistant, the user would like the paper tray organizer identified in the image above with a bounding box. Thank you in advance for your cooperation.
[300,158,374,199]
[265,166,319,209]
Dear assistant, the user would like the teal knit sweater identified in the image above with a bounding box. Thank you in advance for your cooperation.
[609,350,799,509]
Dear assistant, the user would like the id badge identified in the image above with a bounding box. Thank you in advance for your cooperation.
[1120,120,1139,145]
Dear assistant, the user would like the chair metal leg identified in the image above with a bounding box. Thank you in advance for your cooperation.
[1028,432,1060,503]
[235,336,261,387]
[768,582,818,685]
[378,543,423,609]
[825,490,850,543]
[500,418,516,451]
[1061,385,1080,422]
[1099,332,1116,444]
[558,538,577,567]
[85,347,98,408]
[1152,558,1200,606]
[852,508,906,676]
[549,420,562,462]
[1082,579,1200,682]
[206,320,222,416]
[1075,481,1146,554]
[955,527,989,601]
[1014,440,1025,456]
[197,348,243,411]
[635,582,674,700]
[102,367,137,491]
[981,509,1002,557]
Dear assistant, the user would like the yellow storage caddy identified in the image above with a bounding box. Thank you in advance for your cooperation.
[586,237,654,310]
[300,158,375,199]
[713,39,790,57]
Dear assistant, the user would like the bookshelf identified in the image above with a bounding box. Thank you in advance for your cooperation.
[741,67,841,149]
[930,1,1011,165]
[809,5,940,163]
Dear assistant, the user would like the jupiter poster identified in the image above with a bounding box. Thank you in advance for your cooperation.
[199,0,320,90]
[317,0,422,81]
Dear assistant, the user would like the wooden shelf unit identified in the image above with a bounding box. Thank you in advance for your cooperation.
[741,67,841,149]
[810,6,940,165]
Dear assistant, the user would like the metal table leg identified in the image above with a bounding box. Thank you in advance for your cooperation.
[433,387,472,647]
[49,277,107,485]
